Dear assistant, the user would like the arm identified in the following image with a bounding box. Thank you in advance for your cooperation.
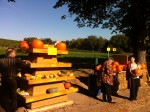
[16,58,31,68]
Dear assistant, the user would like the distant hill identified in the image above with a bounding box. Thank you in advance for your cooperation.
[0,38,19,48]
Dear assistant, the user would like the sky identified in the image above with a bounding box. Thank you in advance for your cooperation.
[0,0,113,41]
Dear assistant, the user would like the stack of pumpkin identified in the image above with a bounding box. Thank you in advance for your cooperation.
[19,39,67,52]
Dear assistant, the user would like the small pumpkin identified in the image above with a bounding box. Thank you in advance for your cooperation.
[55,42,66,50]
[64,82,71,89]
[112,67,117,73]
[123,65,127,71]
[20,41,29,49]
[95,64,101,71]
[24,73,31,77]
[31,39,44,49]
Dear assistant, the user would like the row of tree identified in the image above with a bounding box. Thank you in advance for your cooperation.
[2,33,150,54]
[23,34,132,53]
[65,34,131,53]
[0,34,131,53]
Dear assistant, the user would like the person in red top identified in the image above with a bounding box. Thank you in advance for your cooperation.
[101,57,116,103]
[126,55,141,101]
[0,48,30,112]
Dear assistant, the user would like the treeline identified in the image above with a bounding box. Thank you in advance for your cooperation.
[23,35,132,53]
[65,34,132,53]
[0,34,132,53]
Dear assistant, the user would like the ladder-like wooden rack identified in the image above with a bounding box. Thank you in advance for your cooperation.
[18,46,78,109]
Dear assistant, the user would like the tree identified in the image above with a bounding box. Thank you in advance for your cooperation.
[41,38,52,44]
[53,0,150,66]
[109,34,131,52]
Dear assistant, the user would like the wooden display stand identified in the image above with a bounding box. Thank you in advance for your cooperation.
[18,46,78,110]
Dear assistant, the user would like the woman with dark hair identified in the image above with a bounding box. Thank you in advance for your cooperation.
[126,55,141,101]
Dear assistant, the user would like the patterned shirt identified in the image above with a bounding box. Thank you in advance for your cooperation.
[101,61,115,85]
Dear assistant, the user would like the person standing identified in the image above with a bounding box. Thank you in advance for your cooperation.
[101,57,116,103]
[126,55,141,101]
[0,48,30,112]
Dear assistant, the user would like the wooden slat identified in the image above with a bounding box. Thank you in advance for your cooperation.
[30,62,72,68]
[27,100,73,112]
[28,48,68,55]
[33,70,60,76]
[27,95,68,109]
[28,76,75,85]
[57,50,68,54]
[24,88,78,103]
[27,83,65,96]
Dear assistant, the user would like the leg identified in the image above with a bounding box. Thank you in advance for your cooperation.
[8,79,17,112]
[101,82,107,101]
[105,84,112,102]
[1,82,11,112]
[134,78,140,99]
[130,78,136,100]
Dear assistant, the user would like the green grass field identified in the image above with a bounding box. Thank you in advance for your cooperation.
[2,49,149,70]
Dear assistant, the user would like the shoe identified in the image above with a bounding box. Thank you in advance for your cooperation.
[108,101,116,104]
[102,99,107,102]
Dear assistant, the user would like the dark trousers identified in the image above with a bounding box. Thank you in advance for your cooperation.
[130,78,140,99]
[1,78,17,112]
[101,82,112,102]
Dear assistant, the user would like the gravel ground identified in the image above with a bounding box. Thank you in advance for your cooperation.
[1,69,150,112]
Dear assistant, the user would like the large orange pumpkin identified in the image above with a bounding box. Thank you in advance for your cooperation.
[56,42,66,50]
[31,39,44,49]
[112,61,119,66]
[20,41,29,49]
[140,64,146,69]
[64,82,71,89]
[134,68,141,75]
[116,65,123,72]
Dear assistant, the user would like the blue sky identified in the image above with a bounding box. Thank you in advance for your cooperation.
[0,0,113,41]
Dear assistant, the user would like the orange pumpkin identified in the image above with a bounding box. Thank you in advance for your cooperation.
[112,61,119,66]
[116,65,123,72]
[56,42,66,50]
[95,65,101,71]
[31,39,44,49]
[20,41,29,49]
[64,82,71,89]
[123,65,127,71]
[112,67,117,73]
[134,68,141,75]
[140,64,146,69]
